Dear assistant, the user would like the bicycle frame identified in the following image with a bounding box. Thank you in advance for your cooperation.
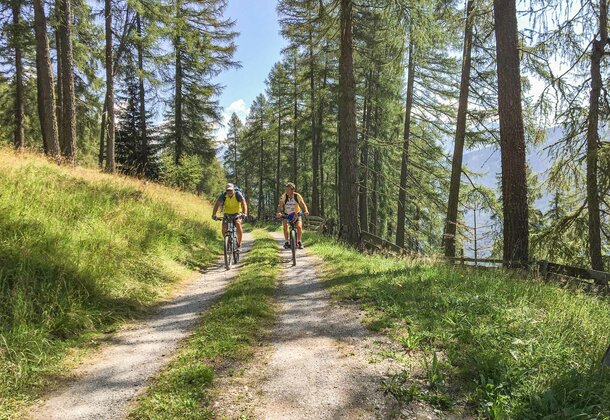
[282,212,302,266]
[216,214,242,269]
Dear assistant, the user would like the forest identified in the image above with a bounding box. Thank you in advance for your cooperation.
[1,0,609,270]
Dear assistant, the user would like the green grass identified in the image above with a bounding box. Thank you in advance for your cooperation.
[306,234,610,419]
[128,230,279,420]
[0,150,222,418]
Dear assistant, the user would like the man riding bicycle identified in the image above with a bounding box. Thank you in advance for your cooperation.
[276,182,309,249]
[212,183,248,249]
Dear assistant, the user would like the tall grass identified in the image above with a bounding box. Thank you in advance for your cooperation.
[307,234,610,418]
[0,150,221,417]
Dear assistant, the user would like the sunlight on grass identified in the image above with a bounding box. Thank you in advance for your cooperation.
[0,149,222,417]
[307,234,610,418]
[128,230,279,419]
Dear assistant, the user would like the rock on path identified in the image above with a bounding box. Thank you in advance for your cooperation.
[30,233,254,420]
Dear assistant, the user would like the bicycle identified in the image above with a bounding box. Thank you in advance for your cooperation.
[215,213,243,269]
[281,211,303,266]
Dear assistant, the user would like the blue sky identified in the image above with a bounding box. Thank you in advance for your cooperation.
[214,0,287,142]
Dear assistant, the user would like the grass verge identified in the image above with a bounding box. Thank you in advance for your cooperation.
[306,233,610,418]
[128,230,279,419]
[0,150,221,418]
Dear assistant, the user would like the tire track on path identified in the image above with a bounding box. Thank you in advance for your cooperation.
[30,232,254,420]
[229,232,398,419]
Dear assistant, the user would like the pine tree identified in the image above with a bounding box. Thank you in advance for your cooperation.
[223,112,243,184]
[167,0,238,165]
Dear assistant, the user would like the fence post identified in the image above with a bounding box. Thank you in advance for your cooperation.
[539,260,549,279]
[603,344,610,366]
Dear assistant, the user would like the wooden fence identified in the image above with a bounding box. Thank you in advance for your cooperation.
[304,220,610,289]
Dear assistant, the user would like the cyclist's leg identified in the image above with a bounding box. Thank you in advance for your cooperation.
[235,218,243,246]
[221,220,227,237]
[283,219,289,241]
[296,219,303,243]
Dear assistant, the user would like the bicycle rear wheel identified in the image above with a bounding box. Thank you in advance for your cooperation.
[290,228,297,266]
[224,235,232,269]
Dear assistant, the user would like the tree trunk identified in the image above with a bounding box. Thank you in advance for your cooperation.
[36,55,49,153]
[33,0,60,157]
[493,0,529,266]
[137,12,148,177]
[58,0,77,162]
[12,0,25,150]
[318,54,328,217]
[273,104,282,208]
[318,68,327,217]
[258,120,265,220]
[338,0,360,245]
[234,132,238,184]
[309,36,320,215]
[55,20,63,144]
[371,106,380,234]
[396,39,415,248]
[444,0,475,258]
[359,71,374,233]
[584,0,607,271]
[99,101,106,168]
[105,0,116,173]
[275,82,282,207]
[174,34,183,165]
[292,50,298,189]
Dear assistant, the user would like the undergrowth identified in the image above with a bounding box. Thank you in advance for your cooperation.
[0,150,221,417]
[307,233,610,418]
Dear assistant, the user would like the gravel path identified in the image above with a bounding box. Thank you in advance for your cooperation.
[29,233,254,420]
[238,232,398,419]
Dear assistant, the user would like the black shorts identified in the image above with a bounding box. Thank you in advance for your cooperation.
[223,213,242,224]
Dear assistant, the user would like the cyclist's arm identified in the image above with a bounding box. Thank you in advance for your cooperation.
[212,197,222,217]
[276,197,285,215]
[297,195,309,215]
[241,197,248,216]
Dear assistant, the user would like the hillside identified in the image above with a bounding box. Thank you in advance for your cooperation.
[0,149,221,417]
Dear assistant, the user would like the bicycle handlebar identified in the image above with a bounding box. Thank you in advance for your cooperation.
[213,213,245,221]
[280,211,303,219]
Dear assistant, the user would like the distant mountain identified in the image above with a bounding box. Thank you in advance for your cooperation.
[459,127,564,258]
[462,126,563,210]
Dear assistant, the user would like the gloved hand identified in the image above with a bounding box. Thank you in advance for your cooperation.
[212,215,218,221]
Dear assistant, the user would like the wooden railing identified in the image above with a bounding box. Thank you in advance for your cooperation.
[303,215,326,233]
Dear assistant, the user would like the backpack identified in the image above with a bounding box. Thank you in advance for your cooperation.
[281,192,302,210]
[219,186,245,203]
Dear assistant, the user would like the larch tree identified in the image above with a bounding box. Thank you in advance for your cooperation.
[57,0,77,162]
[338,0,360,244]
[444,0,475,258]
[32,0,60,157]
[493,0,529,266]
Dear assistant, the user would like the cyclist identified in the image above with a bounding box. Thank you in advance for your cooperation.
[212,183,248,249]
[276,182,309,249]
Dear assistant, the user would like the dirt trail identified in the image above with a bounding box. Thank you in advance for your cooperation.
[216,232,399,419]
[29,233,254,420]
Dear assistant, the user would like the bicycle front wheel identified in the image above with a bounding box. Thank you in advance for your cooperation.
[290,228,297,266]
[224,235,231,269]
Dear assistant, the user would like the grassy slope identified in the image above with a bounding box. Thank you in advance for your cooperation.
[0,149,221,417]
[129,230,279,419]
[306,234,610,418]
